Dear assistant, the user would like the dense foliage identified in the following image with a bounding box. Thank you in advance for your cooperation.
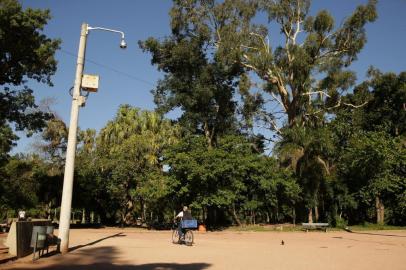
[0,0,60,218]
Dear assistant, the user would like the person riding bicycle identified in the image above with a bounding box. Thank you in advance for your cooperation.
[174,206,193,239]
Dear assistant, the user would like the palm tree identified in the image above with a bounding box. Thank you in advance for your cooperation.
[96,105,180,225]
[275,126,334,223]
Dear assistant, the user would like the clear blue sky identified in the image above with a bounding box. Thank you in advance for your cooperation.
[14,0,406,153]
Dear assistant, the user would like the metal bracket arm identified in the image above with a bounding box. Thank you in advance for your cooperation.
[87,26,125,39]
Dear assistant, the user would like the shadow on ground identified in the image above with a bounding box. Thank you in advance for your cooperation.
[39,232,127,259]
[69,232,126,252]
[11,262,212,270]
[344,229,406,238]
[9,245,211,270]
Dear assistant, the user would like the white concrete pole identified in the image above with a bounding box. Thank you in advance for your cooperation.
[58,22,88,254]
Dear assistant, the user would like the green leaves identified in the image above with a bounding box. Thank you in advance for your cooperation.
[313,10,334,34]
[337,130,406,224]
[140,0,248,147]
[0,0,59,167]
[341,132,402,192]
[91,105,180,224]
[363,70,406,136]
[219,0,378,129]
[0,0,61,86]
[164,134,300,224]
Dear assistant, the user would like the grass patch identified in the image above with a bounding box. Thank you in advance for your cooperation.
[227,224,311,232]
[229,225,276,232]
[224,223,406,232]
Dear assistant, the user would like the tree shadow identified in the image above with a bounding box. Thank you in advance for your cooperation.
[68,232,126,252]
[345,230,406,238]
[9,246,211,270]
[39,232,126,259]
[15,262,212,270]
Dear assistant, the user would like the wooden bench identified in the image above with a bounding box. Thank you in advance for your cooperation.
[302,223,329,232]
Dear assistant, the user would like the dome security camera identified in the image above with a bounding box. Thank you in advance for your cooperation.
[120,39,127,49]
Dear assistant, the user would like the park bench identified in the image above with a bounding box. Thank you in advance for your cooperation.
[302,223,329,232]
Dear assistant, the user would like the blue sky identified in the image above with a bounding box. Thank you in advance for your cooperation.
[14,0,406,153]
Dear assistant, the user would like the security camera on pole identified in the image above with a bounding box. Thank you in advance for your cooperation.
[58,22,126,254]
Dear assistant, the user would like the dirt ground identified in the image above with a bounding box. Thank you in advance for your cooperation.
[1,228,406,270]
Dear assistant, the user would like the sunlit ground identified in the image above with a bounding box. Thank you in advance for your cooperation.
[1,228,406,270]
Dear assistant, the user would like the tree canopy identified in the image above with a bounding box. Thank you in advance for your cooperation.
[0,0,60,214]
[0,0,60,162]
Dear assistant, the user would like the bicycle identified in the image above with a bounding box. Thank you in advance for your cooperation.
[172,220,196,246]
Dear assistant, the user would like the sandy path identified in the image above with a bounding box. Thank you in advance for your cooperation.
[1,228,405,270]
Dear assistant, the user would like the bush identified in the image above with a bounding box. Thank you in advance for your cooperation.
[335,216,348,228]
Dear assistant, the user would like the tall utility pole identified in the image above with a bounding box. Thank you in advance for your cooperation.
[58,22,126,254]
[58,22,88,254]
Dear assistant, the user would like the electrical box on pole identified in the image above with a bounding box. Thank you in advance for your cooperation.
[81,74,99,92]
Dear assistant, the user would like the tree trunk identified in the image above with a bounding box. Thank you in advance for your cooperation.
[90,211,95,223]
[276,205,279,223]
[292,207,296,226]
[46,201,52,220]
[314,206,319,222]
[321,197,325,216]
[380,203,385,225]
[140,199,145,222]
[82,208,86,224]
[143,202,147,223]
[120,212,125,227]
[121,197,134,225]
[287,101,297,127]
[308,208,313,223]
[203,120,215,149]
[375,196,385,224]
[229,206,242,226]
[199,208,204,223]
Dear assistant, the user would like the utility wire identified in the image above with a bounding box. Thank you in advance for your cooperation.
[60,49,156,87]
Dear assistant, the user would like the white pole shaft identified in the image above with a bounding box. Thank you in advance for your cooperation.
[58,22,88,254]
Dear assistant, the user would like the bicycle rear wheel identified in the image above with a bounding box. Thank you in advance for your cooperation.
[184,230,193,246]
[172,229,180,244]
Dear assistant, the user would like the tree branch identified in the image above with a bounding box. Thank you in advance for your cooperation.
[342,101,368,108]
[304,98,368,117]
[270,92,287,112]
[256,110,282,134]
[291,1,302,45]
[316,156,330,175]
[302,91,331,98]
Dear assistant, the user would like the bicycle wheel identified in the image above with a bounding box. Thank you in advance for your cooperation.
[172,229,180,244]
[184,230,194,246]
